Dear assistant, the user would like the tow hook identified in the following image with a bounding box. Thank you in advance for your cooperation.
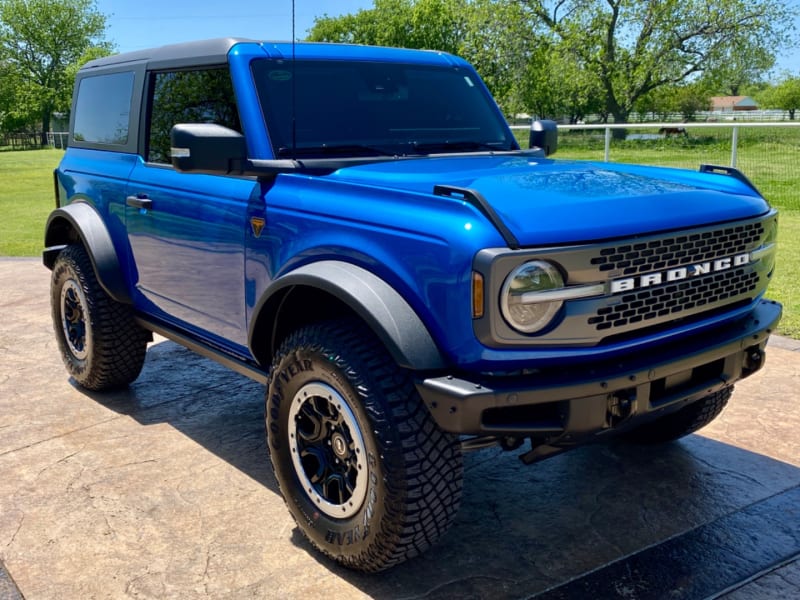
[744,345,764,375]
[607,388,635,427]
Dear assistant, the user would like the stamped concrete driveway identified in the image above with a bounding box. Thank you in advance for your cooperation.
[1,258,799,599]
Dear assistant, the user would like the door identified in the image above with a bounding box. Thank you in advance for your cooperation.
[125,67,257,349]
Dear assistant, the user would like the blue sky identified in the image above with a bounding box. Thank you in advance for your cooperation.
[94,0,374,51]
[95,0,799,75]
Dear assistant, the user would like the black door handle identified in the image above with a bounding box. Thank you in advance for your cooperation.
[126,195,152,209]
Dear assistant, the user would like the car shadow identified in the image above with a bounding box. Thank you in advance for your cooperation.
[73,337,277,492]
[76,338,800,599]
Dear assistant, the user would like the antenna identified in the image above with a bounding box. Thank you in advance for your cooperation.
[291,0,297,159]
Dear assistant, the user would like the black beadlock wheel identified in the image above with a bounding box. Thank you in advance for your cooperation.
[265,318,463,572]
[50,244,149,391]
[623,387,733,444]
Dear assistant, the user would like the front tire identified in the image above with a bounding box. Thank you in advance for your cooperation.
[50,244,148,391]
[266,319,463,572]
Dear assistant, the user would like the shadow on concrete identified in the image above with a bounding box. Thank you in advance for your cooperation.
[72,338,277,493]
[76,339,800,599]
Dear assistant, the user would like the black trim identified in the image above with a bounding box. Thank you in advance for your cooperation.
[249,261,446,371]
[700,164,762,195]
[241,150,527,176]
[136,317,268,384]
[43,203,132,304]
[433,185,520,249]
[418,299,780,434]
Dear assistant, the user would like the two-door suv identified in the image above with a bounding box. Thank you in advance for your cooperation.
[44,38,781,571]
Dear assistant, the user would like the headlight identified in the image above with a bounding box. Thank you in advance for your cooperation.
[501,261,564,333]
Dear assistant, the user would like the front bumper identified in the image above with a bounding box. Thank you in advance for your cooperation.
[417,299,781,437]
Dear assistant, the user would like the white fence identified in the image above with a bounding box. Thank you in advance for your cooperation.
[511,121,800,168]
[47,132,69,149]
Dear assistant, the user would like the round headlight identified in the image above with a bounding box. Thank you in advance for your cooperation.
[501,261,564,333]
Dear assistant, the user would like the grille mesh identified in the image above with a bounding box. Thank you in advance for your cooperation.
[589,269,759,331]
[589,222,764,276]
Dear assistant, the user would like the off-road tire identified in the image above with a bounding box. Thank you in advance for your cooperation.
[51,244,148,391]
[266,318,463,572]
[623,387,733,444]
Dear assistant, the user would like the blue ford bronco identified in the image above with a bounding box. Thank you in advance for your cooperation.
[44,38,781,571]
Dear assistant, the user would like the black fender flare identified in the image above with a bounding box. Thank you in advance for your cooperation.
[250,261,446,371]
[43,203,132,304]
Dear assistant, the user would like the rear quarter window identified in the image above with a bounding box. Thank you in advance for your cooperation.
[72,71,135,146]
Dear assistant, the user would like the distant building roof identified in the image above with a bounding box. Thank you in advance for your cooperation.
[710,96,759,111]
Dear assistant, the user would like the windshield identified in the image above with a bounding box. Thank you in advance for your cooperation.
[252,59,517,158]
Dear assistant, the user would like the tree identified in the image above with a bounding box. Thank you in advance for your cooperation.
[760,76,800,120]
[0,0,112,143]
[309,0,545,114]
[309,0,467,55]
[519,42,605,121]
[522,0,794,127]
[700,39,774,96]
[459,0,540,114]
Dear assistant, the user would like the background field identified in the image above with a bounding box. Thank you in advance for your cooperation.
[1,144,797,338]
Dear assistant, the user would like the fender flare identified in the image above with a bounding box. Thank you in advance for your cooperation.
[250,261,446,371]
[43,203,132,304]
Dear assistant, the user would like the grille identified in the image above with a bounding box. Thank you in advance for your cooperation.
[589,222,764,276]
[588,268,759,331]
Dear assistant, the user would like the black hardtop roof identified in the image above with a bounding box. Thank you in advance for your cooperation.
[80,37,258,71]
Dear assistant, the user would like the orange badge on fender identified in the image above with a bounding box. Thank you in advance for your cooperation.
[250,217,265,238]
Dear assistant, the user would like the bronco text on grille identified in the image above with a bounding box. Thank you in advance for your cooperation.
[610,252,752,293]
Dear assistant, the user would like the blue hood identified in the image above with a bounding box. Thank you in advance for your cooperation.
[327,155,770,245]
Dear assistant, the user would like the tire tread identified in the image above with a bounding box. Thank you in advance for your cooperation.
[51,245,148,391]
[267,318,463,572]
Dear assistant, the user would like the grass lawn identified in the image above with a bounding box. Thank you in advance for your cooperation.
[0,148,62,255]
[1,145,797,338]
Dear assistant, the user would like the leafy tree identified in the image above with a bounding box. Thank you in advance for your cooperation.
[309,0,467,55]
[519,43,605,122]
[0,0,112,143]
[310,0,544,114]
[700,38,774,96]
[459,0,540,114]
[522,0,794,128]
[759,76,800,120]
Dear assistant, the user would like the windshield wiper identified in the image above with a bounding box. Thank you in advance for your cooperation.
[277,144,398,158]
[411,140,514,154]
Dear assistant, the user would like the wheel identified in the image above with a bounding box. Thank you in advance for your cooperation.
[266,318,463,572]
[622,387,732,444]
[50,244,149,391]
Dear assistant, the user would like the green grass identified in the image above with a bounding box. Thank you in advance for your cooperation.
[1,143,797,338]
[0,148,62,255]
[770,211,800,339]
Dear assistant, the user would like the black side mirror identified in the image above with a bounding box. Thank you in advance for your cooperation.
[529,119,558,156]
[170,123,247,174]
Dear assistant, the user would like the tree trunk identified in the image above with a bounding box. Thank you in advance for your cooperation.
[790,109,796,121]
[610,108,628,140]
[40,106,51,147]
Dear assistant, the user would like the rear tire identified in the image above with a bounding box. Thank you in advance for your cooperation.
[623,387,732,444]
[266,318,463,572]
[51,244,148,391]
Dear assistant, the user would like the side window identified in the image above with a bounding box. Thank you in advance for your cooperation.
[73,71,134,145]
[147,68,241,164]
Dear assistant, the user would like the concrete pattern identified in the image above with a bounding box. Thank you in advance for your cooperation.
[1,258,798,599]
